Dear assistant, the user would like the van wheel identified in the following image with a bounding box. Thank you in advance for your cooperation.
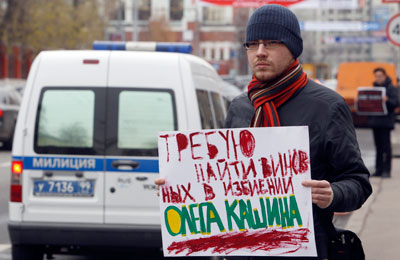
[3,124,15,150]
[12,245,43,260]
[3,138,12,150]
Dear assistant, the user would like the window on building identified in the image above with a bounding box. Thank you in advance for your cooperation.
[138,0,151,21]
[170,0,183,21]
[202,6,227,24]
[110,1,125,21]
[211,49,215,60]
[338,9,351,15]
[220,49,224,61]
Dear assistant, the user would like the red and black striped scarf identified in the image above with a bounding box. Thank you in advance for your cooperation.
[248,59,308,127]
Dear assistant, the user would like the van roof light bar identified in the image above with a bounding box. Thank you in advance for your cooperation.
[93,41,193,54]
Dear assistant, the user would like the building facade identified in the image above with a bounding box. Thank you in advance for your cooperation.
[294,0,400,78]
[104,0,251,76]
[105,0,399,78]
[1,0,398,79]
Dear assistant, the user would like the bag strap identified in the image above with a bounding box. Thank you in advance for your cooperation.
[321,212,339,241]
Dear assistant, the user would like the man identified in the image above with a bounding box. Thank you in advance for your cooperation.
[156,4,371,259]
[224,4,372,259]
[369,67,398,178]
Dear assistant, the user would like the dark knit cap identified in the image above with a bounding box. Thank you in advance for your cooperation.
[245,4,303,58]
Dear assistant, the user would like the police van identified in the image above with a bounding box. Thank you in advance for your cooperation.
[9,42,227,259]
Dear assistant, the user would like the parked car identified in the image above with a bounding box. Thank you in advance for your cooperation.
[322,78,337,91]
[0,87,21,149]
[220,80,243,109]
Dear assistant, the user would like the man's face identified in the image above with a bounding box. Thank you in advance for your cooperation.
[374,71,386,86]
[247,40,295,82]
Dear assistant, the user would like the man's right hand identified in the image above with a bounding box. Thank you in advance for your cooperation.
[155,177,166,196]
[155,177,165,186]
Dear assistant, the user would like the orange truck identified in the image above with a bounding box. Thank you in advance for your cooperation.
[336,62,399,127]
[303,63,330,80]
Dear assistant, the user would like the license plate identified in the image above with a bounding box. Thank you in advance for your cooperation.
[33,180,94,197]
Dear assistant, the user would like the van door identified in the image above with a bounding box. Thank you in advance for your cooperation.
[20,50,110,223]
[105,51,186,225]
[104,87,177,224]
[22,87,106,223]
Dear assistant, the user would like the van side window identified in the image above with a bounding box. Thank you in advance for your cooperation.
[34,88,106,155]
[210,92,225,128]
[118,90,175,149]
[196,89,214,129]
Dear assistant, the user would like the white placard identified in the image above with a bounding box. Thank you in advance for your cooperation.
[158,126,317,257]
[356,87,388,116]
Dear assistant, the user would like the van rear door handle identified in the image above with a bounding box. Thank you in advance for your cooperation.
[136,176,148,181]
[112,160,139,169]
[44,171,53,177]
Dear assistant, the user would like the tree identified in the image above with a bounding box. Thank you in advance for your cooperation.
[0,0,29,47]
[0,0,105,54]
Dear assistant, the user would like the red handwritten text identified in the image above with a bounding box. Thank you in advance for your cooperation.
[193,149,309,184]
[167,228,310,256]
[162,183,196,203]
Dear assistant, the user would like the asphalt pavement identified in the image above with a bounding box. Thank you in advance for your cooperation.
[335,125,400,260]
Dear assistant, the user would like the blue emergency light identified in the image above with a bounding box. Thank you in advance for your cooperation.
[93,41,193,54]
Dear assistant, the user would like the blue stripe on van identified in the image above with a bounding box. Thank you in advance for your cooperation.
[15,156,104,171]
[105,159,159,173]
[13,156,159,173]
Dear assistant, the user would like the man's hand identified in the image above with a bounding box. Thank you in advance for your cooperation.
[302,180,334,209]
[155,177,166,196]
[155,177,165,186]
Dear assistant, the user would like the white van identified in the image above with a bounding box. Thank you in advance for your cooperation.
[9,42,227,259]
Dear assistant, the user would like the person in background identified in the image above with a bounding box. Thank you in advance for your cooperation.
[369,67,399,178]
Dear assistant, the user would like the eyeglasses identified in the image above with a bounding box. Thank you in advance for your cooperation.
[243,40,283,50]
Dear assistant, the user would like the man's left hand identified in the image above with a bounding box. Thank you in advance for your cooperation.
[302,180,334,209]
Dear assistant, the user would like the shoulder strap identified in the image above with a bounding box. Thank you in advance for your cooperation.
[321,212,339,240]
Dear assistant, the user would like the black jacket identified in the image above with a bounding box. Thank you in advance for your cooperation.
[368,77,399,129]
[225,79,372,259]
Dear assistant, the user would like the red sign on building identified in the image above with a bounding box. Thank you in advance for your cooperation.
[200,0,305,7]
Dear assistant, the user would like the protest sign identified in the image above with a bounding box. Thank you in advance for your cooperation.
[356,87,387,115]
[158,126,317,257]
